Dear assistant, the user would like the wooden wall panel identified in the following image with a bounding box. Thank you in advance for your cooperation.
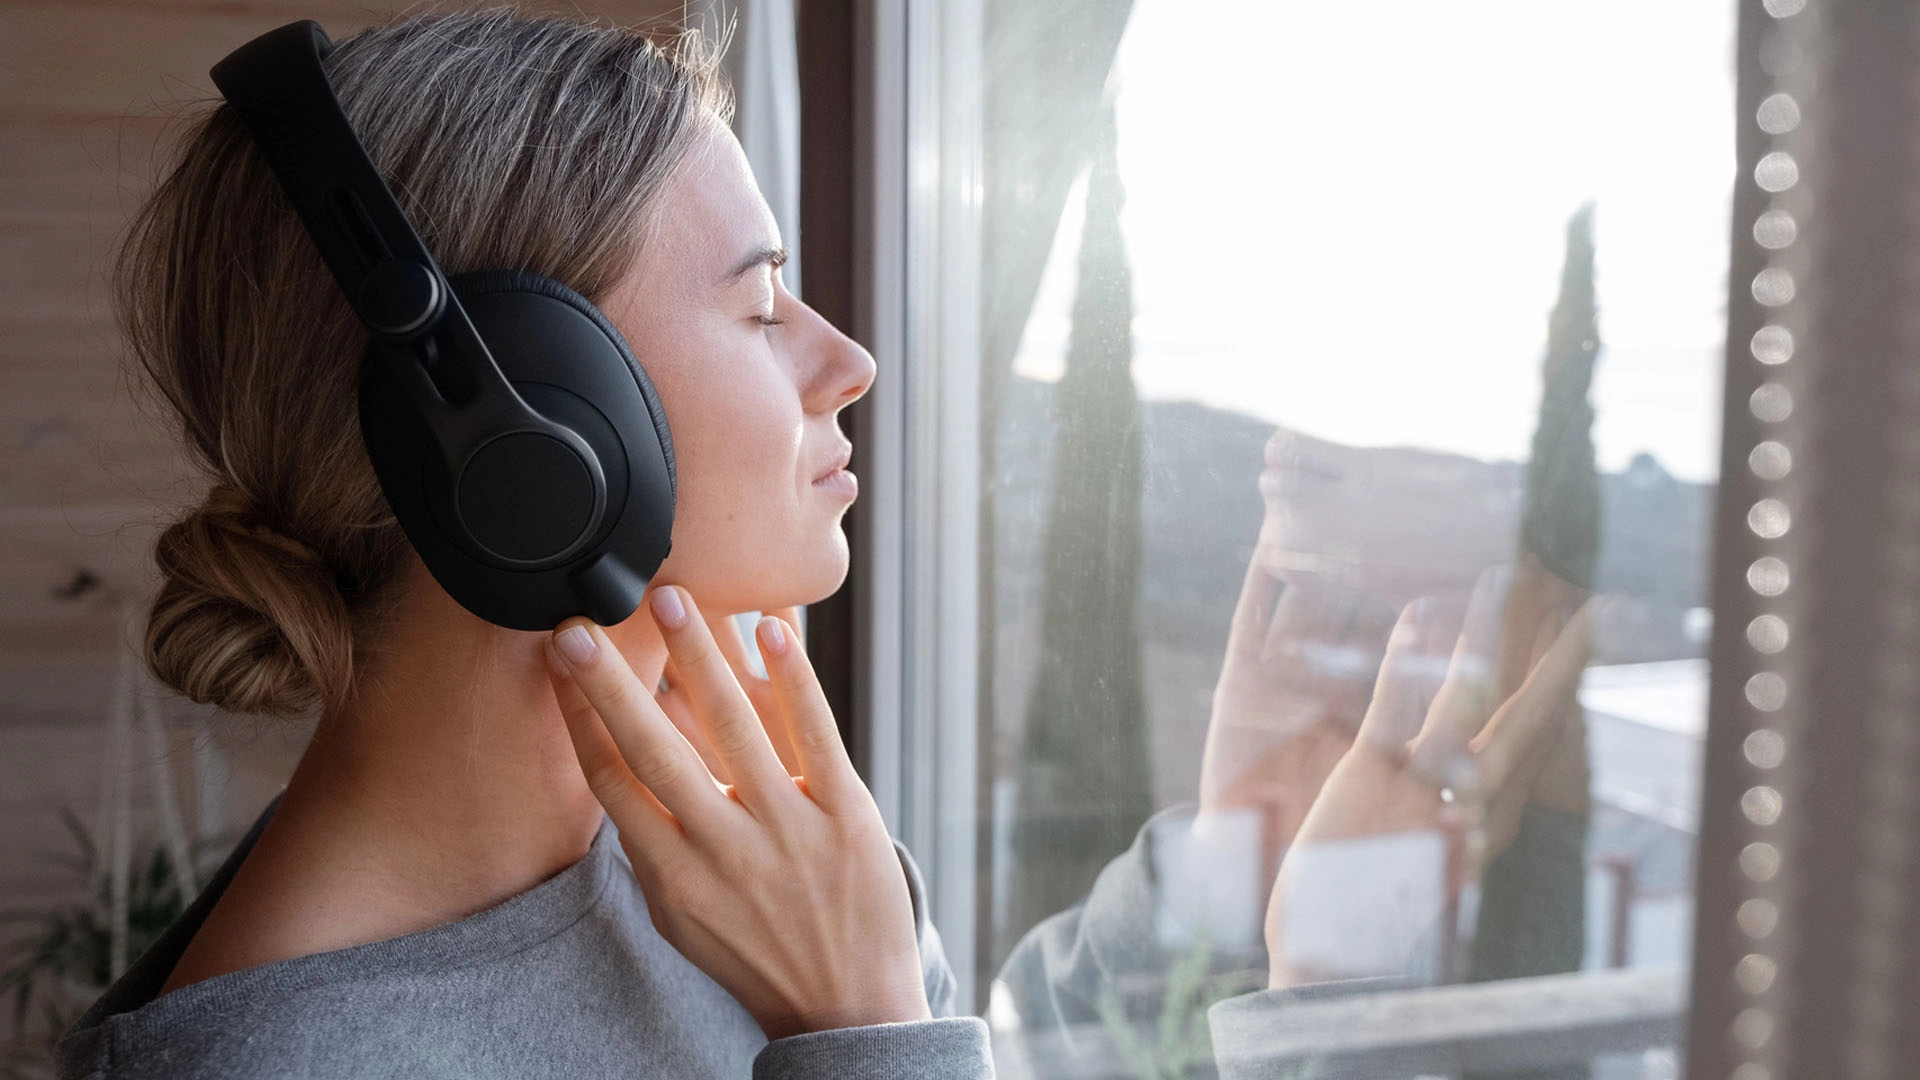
[1,1,694,120]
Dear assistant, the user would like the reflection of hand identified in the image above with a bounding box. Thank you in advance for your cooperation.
[1491,557,1595,826]
[1253,428,1358,584]
[1264,569,1599,989]
[1197,550,1395,880]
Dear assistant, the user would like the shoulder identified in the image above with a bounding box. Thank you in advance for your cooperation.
[59,947,741,1080]
[59,983,463,1080]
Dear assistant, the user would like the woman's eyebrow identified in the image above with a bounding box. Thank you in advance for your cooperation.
[717,245,789,288]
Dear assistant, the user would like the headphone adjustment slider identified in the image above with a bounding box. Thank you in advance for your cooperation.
[359,258,445,341]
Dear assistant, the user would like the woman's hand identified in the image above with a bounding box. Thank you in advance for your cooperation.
[1264,570,1599,989]
[652,605,805,781]
[545,586,931,1041]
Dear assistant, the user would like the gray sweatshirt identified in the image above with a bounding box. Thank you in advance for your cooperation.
[58,788,1563,1077]
[54,791,993,1079]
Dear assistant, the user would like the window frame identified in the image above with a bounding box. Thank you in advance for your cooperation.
[847,0,987,1016]
[834,2,1919,1070]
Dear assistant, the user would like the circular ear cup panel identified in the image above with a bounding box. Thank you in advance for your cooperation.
[457,430,598,563]
[357,270,675,630]
[424,381,626,567]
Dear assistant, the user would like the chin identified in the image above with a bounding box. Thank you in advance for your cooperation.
[706,541,850,617]
[782,536,852,609]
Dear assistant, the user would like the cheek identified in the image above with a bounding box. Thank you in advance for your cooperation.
[659,370,804,551]
[648,323,792,484]
[677,375,796,487]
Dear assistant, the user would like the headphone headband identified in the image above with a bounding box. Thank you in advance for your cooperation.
[211,21,604,493]
[211,23,439,338]
[209,20,677,630]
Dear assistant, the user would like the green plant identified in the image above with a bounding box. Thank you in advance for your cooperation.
[1093,937,1267,1080]
[0,806,239,1077]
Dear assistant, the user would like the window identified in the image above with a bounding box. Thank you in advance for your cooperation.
[855,1,1751,1075]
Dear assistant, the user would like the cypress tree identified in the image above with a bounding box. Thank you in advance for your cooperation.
[1005,100,1154,960]
[1467,203,1602,1080]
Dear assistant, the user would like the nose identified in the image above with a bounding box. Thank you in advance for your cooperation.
[802,303,877,414]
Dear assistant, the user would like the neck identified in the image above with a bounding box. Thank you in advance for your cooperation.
[270,557,670,914]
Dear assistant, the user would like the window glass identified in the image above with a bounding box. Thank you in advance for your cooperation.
[962,2,1732,1073]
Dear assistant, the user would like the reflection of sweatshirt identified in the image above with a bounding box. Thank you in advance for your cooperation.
[997,801,1591,1079]
[55,790,993,1080]
[997,802,1276,1076]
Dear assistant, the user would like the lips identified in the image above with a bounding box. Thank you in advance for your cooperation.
[813,443,853,484]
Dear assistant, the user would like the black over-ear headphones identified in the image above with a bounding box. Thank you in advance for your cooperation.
[209,20,675,631]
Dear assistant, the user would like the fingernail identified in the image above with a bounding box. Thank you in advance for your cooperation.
[544,638,572,679]
[650,586,687,629]
[757,615,787,655]
[555,625,598,665]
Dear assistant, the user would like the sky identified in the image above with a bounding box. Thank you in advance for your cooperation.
[1010,1,1738,483]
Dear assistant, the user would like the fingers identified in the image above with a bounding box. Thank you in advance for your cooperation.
[1470,596,1599,784]
[1410,567,1511,766]
[546,621,726,840]
[709,609,767,684]
[1356,599,1435,751]
[1448,566,1511,690]
[646,587,796,814]
[546,657,672,834]
[1409,598,1456,718]
[1259,578,1393,691]
[1492,562,1588,698]
[753,613,864,809]
[1485,603,1589,814]
[701,607,803,693]
[1228,554,1284,663]
[1259,573,1320,665]
[771,606,805,639]
[657,656,729,781]
[673,609,805,776]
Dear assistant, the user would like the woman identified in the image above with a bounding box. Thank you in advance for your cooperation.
[57,9,1595,1078]
[57,11,988,1078]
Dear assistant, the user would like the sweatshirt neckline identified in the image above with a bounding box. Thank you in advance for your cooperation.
[69,790,618,1046]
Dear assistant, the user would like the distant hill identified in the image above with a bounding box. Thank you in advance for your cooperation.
[985,374,1714,804]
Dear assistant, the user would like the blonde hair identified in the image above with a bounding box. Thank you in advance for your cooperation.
[122,8,731,718]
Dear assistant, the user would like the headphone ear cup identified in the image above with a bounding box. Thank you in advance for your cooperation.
[450,270,677,497]
[357,269,676,630]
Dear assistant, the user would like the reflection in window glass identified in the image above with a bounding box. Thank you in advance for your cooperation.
[967,2,1730,1075]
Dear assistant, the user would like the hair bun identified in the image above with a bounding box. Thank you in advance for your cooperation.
[145,483,355,717]
[202,483,326,566]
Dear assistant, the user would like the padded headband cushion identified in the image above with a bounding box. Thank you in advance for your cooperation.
[447,269,677,501]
